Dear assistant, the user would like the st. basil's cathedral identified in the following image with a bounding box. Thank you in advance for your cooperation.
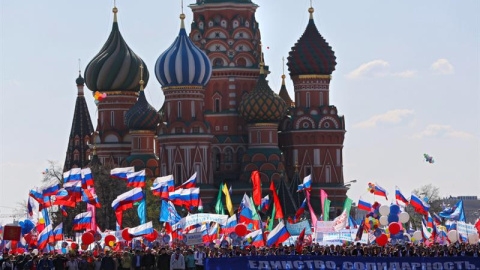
[64,0,347,215]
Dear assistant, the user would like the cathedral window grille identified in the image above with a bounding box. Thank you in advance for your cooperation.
[214,98,221,112]
[239,45,244,51]
[137,138,141,149]
[237,58,246,67]
[193,127,200,134]
[325,166,332,183]
[257,131,261,144]
[215,45,221,51]
[175,127,183,134]
[215,32,220,38]
[314,149,320,165]
[111,111,115,126]
[191,101,196,118]
[319,93,324,106]
[214,58,223,67]
[269,131,272,143]
[306,92,310,108]
[177,101,182,118]
[175,164,183,184]
[213,148,221,171]
[239,32,244,38]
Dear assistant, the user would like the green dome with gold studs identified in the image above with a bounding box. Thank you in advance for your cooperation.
[239,66,287,123]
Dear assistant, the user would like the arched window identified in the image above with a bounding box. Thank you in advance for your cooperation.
[306,92,310,108]
[237,58,246,67]
[257,131,261,144]
[214,98,221,112]
[74,136,80,146]
[177,101,182,118]
[319,93,324,106]
[224,148,233,163]
[213,58,224,67]
[73,150,80,161]
[236,148,245,163]
[212,148,221,171]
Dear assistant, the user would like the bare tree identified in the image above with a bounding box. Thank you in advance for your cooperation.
[42,160,63,183]
[406,184,442,229]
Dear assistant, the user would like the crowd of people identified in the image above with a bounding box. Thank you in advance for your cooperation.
[0,242,479,270]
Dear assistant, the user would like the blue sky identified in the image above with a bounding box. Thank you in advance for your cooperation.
[0,0,478,220]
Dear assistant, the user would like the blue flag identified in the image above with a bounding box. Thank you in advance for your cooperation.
[137,194,147,225]
[160,200,181,224]
[439,200,466,222]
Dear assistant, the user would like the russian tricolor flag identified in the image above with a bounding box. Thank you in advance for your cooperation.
[260,195,270,212]
[112,188,144,212]
[63,168,82,183]
[245,229,264,247]
[27,196,35,216]
[151,175,175,199]
[221,215,237,234]
[37,224,53,250]
[110,167,134,180]
[72,211,93,231]
[127,170,146,188]
[52,223,63,241]
[357,198,372,212]
[266,221,290,247]
[81,188,101,208]
[81,168,94,188]
[169,187,199,208]
[29,187,44,204]
[207,223,219,242]
[395,186,409,205]
[297,174,312,192]
[294,199,307,221]
[60,205,68,216]
[239,194,260,230]
[128,221,154,237]
[42,181,60,196]
[53,188,77,207]
[175,172,197,190]
[374,183,388,200]
[63,180,82,201]
[410,193,430,215]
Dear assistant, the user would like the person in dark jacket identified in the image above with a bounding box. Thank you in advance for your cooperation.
[53,254,67,270]
[142,250,155,270]
[100,252,115,270]
[38,254,53,270]
[156,248,170,270]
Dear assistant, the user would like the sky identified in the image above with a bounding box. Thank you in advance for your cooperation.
[0,0,479,222]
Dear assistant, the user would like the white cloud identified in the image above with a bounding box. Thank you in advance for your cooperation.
[347,60,416,79]
[354,109,415,128]
[431,59,454,75]
[413,124,475,139]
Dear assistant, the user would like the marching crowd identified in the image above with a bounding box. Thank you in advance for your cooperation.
[0,243,479,270]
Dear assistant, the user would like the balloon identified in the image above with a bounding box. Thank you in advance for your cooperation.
[388,214,399,223]
[412,231,422,241]
[247,223,253,230]
[388,223,401,235]
[145,229,158,242]
[229,232,238,240]
[447,230,458,243]
[379,216,388,226]
[109,241,115,247]
[122,228,133,241]
[81,244,88,251]
[102,93,107,98]
[104,235,116,246]
[423,197,429,203]
[234,224,247,237]
[70,243,78,250]
[374,228,382,237]
[389,205,400,215]
[376,234,388,246]
[82,232,94,245]
[468,234,479,244]
[399,212,410,223]
[379,205,390,216]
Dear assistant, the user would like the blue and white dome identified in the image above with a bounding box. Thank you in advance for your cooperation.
[155,15,212,88]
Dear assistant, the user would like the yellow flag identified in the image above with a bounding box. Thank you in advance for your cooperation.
[222,184,234,216]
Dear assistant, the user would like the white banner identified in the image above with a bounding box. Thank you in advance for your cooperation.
[457,221,476,240]
[185,232,203,245]
[172,213,229,231]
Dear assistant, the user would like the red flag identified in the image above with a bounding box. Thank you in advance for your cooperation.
[115,211,123,229]
[252,171,262,206]
[475,219,480,234]
[270,181,284,219]
[288,217,294,224]
[295,228,306,254]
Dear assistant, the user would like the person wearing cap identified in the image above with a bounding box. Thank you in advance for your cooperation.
[170,248,184,270]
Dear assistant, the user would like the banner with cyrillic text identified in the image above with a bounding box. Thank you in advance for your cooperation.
[172,213,228,231]
[205,255,480,270]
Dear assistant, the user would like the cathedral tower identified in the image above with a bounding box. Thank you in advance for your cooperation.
[84,6,149,166]
[189,0,262,183]
[155,13,214,186]
[63,72,95,171]
[279,6,347,212]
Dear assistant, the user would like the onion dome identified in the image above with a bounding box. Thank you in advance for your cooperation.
[76,73,85,86]
[155,14,212,88]
[84,7,149,92]
[125,66,159,131]
[287,7,336,76]
[239,64,287,123]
